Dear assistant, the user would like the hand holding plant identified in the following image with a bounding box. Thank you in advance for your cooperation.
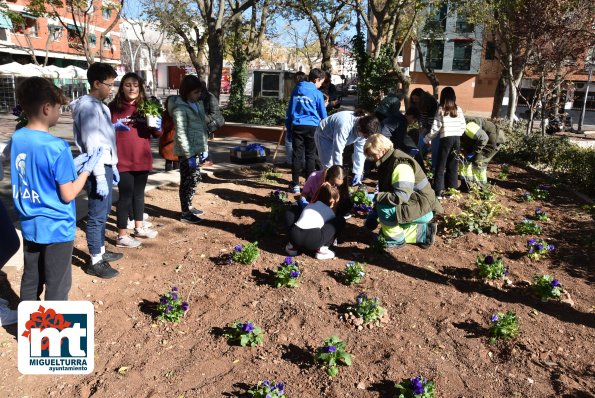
[369,233,388,253]
[223,321,264,347]
[314,336,352,377]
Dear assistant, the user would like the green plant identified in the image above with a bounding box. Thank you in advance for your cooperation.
[138,99,164,117]
[476,255,508,280]
[515,218,542,235]
[497,163,510,180]
[488,310,519,344]
[314,336,352,377]
[247,380,285,397]
[223,321,264,347]
[275,257,301,288]
[266,190,291,224]
[351,189,373,212]
[444,187,462,199]
[343,261,366,285]
[258,169,282,184]
[369,233,388,253]
[395,375,436,398]
[157,287,189,323]
[532,185,551,201]
[444,185,505,236]
[12,105,28,129]
[349,293,385,324]
[520,192,535,202]
[224,97,288,126]
[232,242,260,265]
[532,208,549,221]
[527,238,555,260]
[532,275,563,300]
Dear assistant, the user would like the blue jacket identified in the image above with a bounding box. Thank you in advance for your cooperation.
[285,81,327,131]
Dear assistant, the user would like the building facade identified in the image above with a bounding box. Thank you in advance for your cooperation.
[0,0,121,67]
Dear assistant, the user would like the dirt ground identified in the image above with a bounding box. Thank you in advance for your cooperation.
[0,162,594,398]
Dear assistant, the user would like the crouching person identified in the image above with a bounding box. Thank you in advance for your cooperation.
[284,182,345,260]
[364,134,442,249]
[460,117,505,188]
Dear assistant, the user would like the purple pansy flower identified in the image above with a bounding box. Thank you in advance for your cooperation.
[536,243,543,251]
[181,302,189,311]
[275,383,285,393]
[234,245,242,252]
[410,376,425,395]
[527,238,537,246]
[171,292,178,300]
[551,279,561,288]
[547,244,555,251]
[528,246,534,254]
[504,267,510,276]
[165,305,173,314]
[326,345,337,353]
[284,256,293,265]
[289,270,300,278]
[171,286,178,291]
[160,296,168,305]
[485,255,495,265]
[242,322,255,333]
[490,314,499,323]
[262,380,271,388]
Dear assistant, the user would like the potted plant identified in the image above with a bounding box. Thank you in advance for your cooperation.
[138,99,164,128]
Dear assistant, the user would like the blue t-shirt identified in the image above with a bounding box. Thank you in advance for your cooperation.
[10,128,77,244]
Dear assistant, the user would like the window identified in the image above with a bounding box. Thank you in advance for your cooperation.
[0,29,6,41]
[456,12,474,33]
[102,6,112,19]
[14,14,38,36]
[485,41,496,60]
[453,41,473,71]
[103,35,112,50]
[425,2,448,32]
[67,25,83,48]
[425,41,444,70]
[89,33,96,46]
[49,25,62,41]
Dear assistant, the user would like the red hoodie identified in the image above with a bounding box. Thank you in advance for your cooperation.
[109,101,161,172]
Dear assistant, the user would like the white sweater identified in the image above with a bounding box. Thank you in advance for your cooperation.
[425,106,466,143]
[294,201,336,229]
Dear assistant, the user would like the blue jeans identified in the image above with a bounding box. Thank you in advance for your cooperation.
[84,165,113,256]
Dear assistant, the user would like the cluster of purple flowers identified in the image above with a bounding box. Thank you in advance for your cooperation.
[12,104,23,117]
[353,203,373,212]
[410,376,427,395]
[261,380,285,395]
[527,238,555,254]
[160,286,189,314]
[283,257,300,279]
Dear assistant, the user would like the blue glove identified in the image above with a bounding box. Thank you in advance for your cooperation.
[112,165,120,186]
[187,156,198,169]
[73,153,90,173]
[352,174,362,186]
[78,147,104,174]
[95,175,109,198]
[466,153,475,160]
[153,117,162,130]
[113,118,130,132]
[298,196,309,208]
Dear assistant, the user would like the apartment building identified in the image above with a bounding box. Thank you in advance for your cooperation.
[0,0,121,67]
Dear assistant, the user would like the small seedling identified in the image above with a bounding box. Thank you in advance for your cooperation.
[157,286,189,323]
[532,275,563,300]
[223,321,264,347]
[476,255,508,280]
[247,380,285,397]
[275,257,301,288]
[314,336,352,377]
[343,261,366,285]
[395,375,436,398]
[232,242,260,265]
[515,218,542,235]
[488,310,519,344]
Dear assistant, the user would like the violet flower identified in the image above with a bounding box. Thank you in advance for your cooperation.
[289,270,300,278]
[284,256,293,265]
[490,314,499,323]
[485,255,495,265]
[242,322,255,333]
[410,376,425,395]
[171,292,178,300]
[234,245,242,252]
[181,302,189,311]
[551,279,561,288]
[325,345,337,353]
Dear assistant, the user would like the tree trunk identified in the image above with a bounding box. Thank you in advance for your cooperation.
[491,73,506,119]
[207,31,223,98]
[320,42,332,72]
[506,72,523,127]
[229,52,248,113]
[552,66,562,117]
[414,40,439,96]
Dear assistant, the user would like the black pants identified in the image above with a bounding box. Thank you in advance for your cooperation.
[165,160,180,171]
[292,125,318,185]
[284,206,345,251]
[0,201,19,268]
[434,135,460,194]
[179,157,202,213]
[21,240,73,301]
[117,171,149,229]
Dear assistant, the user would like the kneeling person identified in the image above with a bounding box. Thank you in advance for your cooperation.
[460,117,505,187]
[364,134,442,249]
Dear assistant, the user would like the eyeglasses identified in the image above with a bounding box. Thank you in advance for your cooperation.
[99,81,115,88]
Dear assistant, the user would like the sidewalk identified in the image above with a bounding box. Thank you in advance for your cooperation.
[0,114,289,268]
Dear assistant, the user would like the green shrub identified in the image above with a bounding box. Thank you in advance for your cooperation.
[224,97,288,126]
[495,119,595,195]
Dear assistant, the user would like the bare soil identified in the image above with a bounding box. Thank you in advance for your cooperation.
[1,163,594,398]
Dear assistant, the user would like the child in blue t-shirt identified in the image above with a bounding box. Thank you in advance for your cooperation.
[10,77,103,301]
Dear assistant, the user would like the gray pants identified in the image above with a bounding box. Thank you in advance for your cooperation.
[21,240,73,301]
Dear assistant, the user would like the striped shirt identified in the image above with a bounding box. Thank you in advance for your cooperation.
[426,106,466,142]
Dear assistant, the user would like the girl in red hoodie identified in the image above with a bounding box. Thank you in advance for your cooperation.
[108,73,161,247]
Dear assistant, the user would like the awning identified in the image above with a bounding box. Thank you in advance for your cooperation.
[21,12,38,19]
[0,12,12,29]
[67,23,82,32]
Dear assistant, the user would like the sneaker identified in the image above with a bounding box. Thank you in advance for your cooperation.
[420,222,438,249]
[189,207,204,216]
[84,260,120,279]
[0,303,17,326]
[127,219,153,229]
[289,183,300,194]
[285,242,298,256]
[180,212,203,224]
[315,246,335,260]
[116,235,142,248]
[102,250,123,262]
[134,227,158,239]
[343,213,353,220]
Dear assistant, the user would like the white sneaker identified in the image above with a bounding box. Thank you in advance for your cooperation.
[189,207,204,216]
[285,242,298,256]
[315,246,335,260]
[116,235,142,248]
[134,227,158,239]
[127,219,153,229]
[0,303,17,326]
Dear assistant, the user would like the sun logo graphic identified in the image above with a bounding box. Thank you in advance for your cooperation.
[18,301,94,374]
[15,153,27,186]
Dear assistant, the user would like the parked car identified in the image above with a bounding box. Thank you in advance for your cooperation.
[347,84,357,95]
